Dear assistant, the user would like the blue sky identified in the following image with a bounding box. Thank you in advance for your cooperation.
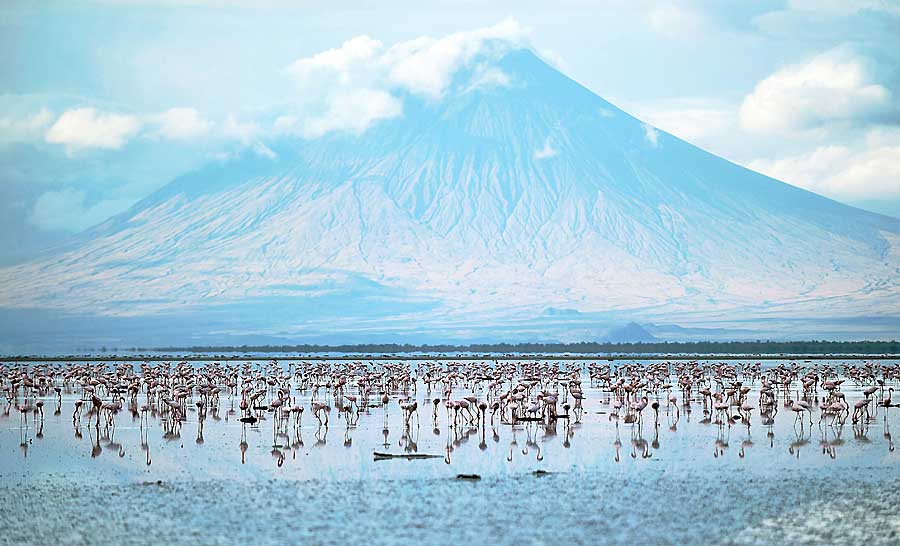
[2,0,899,263]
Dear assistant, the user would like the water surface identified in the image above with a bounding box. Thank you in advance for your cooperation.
[1,358,898,545]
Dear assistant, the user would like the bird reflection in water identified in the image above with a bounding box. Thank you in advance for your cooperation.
[2,358,899,471]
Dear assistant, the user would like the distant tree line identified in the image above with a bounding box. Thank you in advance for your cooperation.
[145,339,900,355]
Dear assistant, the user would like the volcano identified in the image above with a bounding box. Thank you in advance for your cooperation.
[2,46,899,349]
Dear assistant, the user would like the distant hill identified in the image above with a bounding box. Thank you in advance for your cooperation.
[605,322,657,343]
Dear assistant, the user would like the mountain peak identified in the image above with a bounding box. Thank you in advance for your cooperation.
[605,323,658,343]
[1,38,899,348]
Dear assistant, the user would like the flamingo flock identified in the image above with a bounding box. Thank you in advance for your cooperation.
[3,358,899,464]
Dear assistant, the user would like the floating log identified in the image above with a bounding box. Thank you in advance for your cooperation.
[456,473,481,480]
[373,452,442,460]
[518,414,570,422]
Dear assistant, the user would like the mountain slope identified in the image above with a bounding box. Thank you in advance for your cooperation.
[1,47,898,346]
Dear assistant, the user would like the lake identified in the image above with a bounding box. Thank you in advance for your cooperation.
[1,357,898,546]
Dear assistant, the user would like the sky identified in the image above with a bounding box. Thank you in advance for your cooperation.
[1,0,899,264]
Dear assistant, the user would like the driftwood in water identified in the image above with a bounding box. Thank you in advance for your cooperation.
[373,452,442,460]
[518,414,570,422]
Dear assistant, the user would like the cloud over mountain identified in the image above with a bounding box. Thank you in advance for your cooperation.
[277,18,528,138]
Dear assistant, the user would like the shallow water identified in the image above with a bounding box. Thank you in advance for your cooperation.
[1,358,898,545]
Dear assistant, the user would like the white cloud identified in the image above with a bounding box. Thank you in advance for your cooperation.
[286,34,383,83]
[219,115,277,158]
[749,129,900,200]
[302,88,402,139]
[150,107,210,140]
[29,187,136,232]
[45,108,142,150]
[533,138,557,160]
[628,90,900,206]
[41,106,218,151]
[382,18,527,99]
[643,123,660,148]
[280,35,396,137]
[280,18,529,138]
[537,49,567,72]
[464,65,512,93]
[221,114,261,144]
[632,98,734,146]
[739,47,895,134]
[273,115,299,134]
[0,108,54,145]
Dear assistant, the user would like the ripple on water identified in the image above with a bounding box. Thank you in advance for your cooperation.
[2,467,899,546]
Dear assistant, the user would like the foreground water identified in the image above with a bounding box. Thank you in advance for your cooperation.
[1,358,898,545]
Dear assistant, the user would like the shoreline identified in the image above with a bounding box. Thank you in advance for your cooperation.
[3,353,899,362]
